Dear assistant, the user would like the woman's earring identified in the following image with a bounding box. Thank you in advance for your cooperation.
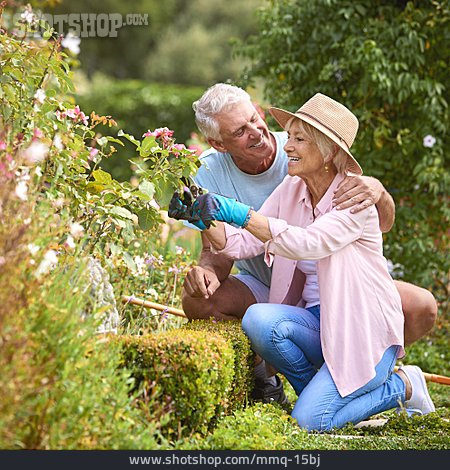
[324,164,329,172]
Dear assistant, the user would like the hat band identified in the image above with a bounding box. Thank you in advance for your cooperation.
[297,111,350,149]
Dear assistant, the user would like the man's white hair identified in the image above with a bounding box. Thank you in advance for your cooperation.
[193,83,252,141]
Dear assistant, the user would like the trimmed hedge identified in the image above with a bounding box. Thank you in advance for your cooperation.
[118,329,234,438]
[185,319,254,412]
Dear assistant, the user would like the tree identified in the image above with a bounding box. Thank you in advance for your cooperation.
[47,0,184,79]
[143,0,262,85]
[238,0,449,298]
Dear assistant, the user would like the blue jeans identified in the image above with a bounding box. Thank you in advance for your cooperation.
[242,303,406,431]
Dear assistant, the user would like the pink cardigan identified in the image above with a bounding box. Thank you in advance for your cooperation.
[217,173,404,397]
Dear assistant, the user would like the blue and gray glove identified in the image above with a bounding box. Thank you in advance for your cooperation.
[168,190,252,230]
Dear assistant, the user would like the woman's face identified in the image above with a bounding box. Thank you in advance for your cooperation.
[284,119,325,178]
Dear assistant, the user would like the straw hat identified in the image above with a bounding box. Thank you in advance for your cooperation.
[269,93,363,175]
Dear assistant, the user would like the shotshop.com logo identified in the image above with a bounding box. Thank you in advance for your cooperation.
[14,11,149,38]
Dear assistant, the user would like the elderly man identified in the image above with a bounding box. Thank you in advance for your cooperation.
[181,83,437,403]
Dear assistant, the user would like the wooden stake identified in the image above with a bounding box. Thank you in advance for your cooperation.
[122,295,186,318]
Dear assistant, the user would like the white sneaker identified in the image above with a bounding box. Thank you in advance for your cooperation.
[399,365,435,416]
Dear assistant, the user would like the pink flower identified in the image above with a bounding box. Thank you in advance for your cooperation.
[55,110,66,121]
[88,147,99,161]
[0,140,6,151]
[168,265,181,274]
[32,128,44,140]
[171,143,186,157]
[188,144,203,156]
[62,106,89,126]
[143,127,174,139]
[143,127,174,147]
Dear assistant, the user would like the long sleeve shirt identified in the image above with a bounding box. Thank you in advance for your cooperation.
[216,173,404,397]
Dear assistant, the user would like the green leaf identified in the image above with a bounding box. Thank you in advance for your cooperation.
[140,136,158,157]
[154,178,175,208]
[139,180,155,199]
[97,136,108,147]
[110,206,134,219]
[43,29,53,40]
[106,136,125,146]
[137,208,156,231]
[92,169,113,184]
[117,129,140,147]
[85,182,105,194]
[122,252,137,271]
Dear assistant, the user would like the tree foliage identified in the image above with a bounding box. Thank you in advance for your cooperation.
[42,0,262,84]
[239,0,449,296]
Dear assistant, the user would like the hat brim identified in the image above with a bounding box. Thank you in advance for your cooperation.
[269,107,363,176]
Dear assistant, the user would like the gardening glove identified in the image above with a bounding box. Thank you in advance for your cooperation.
[168,188,208,230]
[190,193,253,229]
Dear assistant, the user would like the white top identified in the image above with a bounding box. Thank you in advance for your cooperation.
[296,260,320,308]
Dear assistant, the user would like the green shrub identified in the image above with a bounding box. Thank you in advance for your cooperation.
[185,319,255,412]
[187,403,304,450]
[0,261,163,449]
[118,329,235,438]
[76,77,204,180]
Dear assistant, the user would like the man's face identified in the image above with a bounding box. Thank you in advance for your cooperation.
[209,101,275,173]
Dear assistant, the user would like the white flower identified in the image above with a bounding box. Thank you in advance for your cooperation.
[34,89,46,104]
[35,166,43,177]
[35,250,58,277]
[28,244,40,256]
[53,134,64,150]
[20,10,35,24]
[134,255,147,276]
[70,222,84,239]
[64,235,76,249]
[15,181,28,201]
[423,135,436,148]
[61,32,81,55]
[23,141,49,164]
[52,197,65,209]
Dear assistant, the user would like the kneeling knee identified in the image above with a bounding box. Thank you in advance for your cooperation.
[422,291,438,331]
[292,408,329,432]
[242,303,273,336]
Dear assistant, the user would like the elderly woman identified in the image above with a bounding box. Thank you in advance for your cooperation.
[169,93,435,430]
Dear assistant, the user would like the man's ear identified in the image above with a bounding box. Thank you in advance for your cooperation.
[207,138,227,153]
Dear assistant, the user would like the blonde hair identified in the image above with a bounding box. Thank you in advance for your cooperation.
[286,117,349,174]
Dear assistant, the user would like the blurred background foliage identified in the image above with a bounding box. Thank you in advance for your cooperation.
[45,0,261,83]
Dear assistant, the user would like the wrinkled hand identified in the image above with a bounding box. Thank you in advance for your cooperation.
[183,266,221,299]
[333,175,383,213]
